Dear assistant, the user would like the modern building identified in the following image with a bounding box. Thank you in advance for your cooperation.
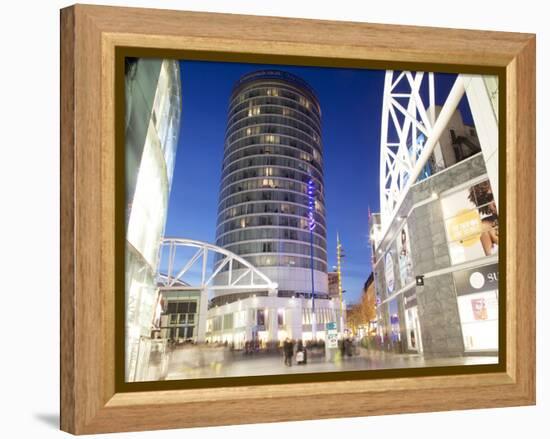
[371,151,499,358]
[158,284,202,342]
[371,98,498,358]
[207,70,340,345]
[373,70,499,361]
[125,58,182,381]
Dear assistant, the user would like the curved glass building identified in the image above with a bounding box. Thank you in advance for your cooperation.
[125,59,182,381]
[213,70,328,304]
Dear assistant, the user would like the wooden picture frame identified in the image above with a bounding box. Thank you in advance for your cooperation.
[60,4,536,434]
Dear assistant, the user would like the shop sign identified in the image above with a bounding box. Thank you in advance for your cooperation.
[326,322,338,349]
[453,263,499,296]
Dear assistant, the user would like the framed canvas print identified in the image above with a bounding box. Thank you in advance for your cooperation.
[60,4,536,434]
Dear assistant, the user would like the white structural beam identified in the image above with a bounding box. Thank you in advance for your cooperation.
[379,71,466,236]
[378,71,499,242]
[157,238,278,343]
[157,238,278,291]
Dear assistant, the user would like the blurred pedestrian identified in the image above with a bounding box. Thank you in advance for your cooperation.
[283,337,294,366]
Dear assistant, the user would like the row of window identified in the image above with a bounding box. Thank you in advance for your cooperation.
[225,124,321,152]
[221,155,322,184]
[215,227,326,248]
[225,253,328,272]
[226,104,321,137]
[224,133,322,162]
[221,167,323,195]
[229,96,321,126]
[232,84,317,108]
[223,240,327,261]
[206,307,339,333]
[230,85,320,117]
[165,301,197,314]
[216,212,327,235]
[222,144,322,174]
[278,290,331,300]
[216,200,325,224]
[218,188,325,213]
[226,115,320,144]
[209,292,269,308]
[219,177,324,204]
[208,291,333,309]
[168,312,196,325]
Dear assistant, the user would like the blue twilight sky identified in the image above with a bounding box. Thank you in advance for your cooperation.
[163,60,473,304]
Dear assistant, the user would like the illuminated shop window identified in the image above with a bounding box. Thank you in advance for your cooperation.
[457,290,498,351]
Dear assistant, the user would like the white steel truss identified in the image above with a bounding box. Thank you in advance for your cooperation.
[157,238,278,292]
[379,71,465,232]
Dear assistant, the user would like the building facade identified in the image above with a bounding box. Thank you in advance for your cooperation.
[371,152,499,358]
[207,70,339,345]
[125,58,182,381]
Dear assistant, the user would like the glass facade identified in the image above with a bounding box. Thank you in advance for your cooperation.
[125,59,182,381]
[215,71,328,295]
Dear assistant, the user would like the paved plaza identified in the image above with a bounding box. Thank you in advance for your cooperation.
[163,345,498,381]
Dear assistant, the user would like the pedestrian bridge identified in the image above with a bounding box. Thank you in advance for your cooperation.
[157,237,278,292]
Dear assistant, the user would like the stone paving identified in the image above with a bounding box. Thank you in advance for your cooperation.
[163,346,497,380]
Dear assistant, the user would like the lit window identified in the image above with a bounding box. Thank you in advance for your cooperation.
[248,105,261,116]
[267,88,279,96]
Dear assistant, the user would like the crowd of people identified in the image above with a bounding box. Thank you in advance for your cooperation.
[281,336,361,366]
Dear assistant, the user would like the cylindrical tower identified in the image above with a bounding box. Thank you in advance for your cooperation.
[214,70,328,303]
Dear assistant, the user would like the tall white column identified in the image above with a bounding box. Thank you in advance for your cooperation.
[196,288,209,342]
[268,307,278,342]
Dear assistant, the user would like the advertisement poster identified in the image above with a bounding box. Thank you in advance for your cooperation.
[396,223,414,287]
[385,252,395,294]
[471,298,489,320]
[441,179,499,264]
[456,290,498,351]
